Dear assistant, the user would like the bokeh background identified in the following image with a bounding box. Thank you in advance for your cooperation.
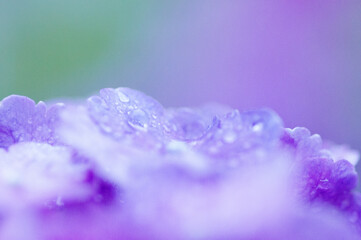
[1,1,361,153]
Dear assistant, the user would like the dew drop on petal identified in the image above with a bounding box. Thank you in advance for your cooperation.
[252,122,263,132]
[116,89,130,103]
[128,109,149,129]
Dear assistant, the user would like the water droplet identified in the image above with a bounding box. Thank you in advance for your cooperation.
[318,178,329,189]
[116,89,130,103]
[128,109,149,129]
[163,124,171,133]
[116,106,123,112]
[89,96,109,110]
[252,122,263,132]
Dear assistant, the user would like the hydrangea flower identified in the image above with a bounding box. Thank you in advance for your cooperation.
[0,87,360,240]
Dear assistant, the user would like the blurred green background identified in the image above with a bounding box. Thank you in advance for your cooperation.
[0,0,156,100]
[1,0,361,157]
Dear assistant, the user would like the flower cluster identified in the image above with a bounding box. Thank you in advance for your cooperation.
[0,88,360,240]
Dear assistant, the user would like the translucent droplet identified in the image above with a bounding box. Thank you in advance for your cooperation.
[318,178,329,190]
[116,89,130,103]
[128,109,149,129]
[116,106,123,112]
[163,124,171,133]
[252,122,263,132]
[89,96,109,110]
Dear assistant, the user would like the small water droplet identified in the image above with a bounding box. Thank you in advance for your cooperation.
[318,178,329,190]
[163,124,171,133]
[89,96,109,110]
[116,106,123,112]
[116,89,130,103]
[252,122,263,132]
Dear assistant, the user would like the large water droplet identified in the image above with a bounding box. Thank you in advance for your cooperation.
[128,109,149,129]
[116,89,130,103]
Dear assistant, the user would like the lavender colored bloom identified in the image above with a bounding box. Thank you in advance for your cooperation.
[0,87,360,239]
[0,96,63,148]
